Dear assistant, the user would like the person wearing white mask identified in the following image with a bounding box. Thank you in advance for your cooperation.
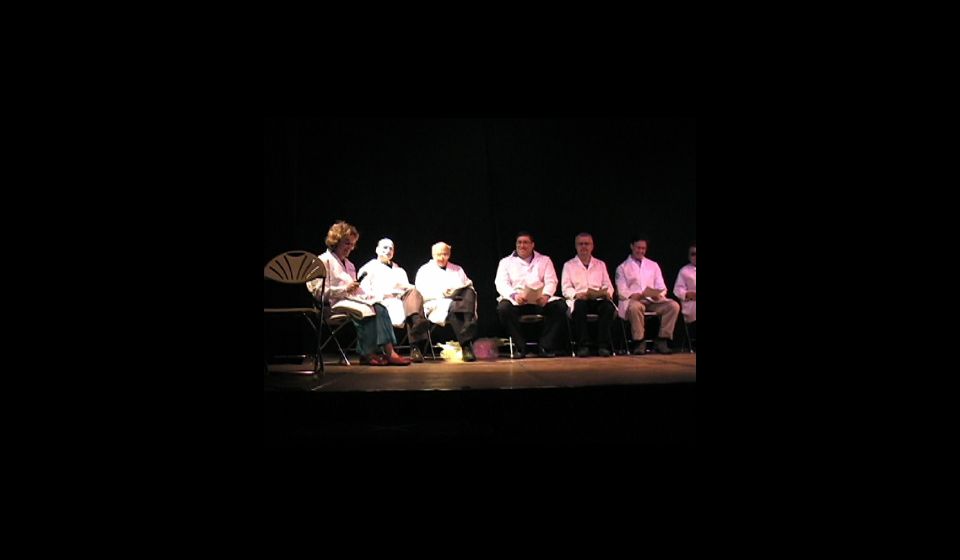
[356,238,430,362]
[615,234,679,355]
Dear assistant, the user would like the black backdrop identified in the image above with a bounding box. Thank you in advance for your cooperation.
[264,117,695,340]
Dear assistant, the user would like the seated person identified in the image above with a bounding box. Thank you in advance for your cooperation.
[357,238,430,362]
[495,231,567,358]
[673,241,696,350]
[614,233,680,355]
[561,232,615,357]
[414,241,479,362]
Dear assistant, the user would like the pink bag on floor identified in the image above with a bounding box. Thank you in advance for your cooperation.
[471,338,500,360]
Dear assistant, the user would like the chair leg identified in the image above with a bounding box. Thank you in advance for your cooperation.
[619,318,630,354]
[320,323,352,366]
[304,313,324,376]
[426,326,437,360]
[313,321,324,375]
[334,335,351,365]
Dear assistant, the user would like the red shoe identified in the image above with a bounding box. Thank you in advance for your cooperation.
[385,354,412,366]
[360,354,388,366]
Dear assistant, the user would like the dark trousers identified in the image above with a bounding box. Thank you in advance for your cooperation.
[445,286,478,344]
[401,288,430,343]
[571,298,615,349]
[497,298,567,352]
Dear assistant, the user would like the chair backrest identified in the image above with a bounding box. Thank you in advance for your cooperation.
[264,251,327,311]
[264,251,326,284]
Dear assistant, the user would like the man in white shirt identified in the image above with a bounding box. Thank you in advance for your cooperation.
[495,231,567,358]
[561,233,615,357]
[615,234,680,355]
[673,241,696,350]
[414,241,478,362]
[357,238,430,362]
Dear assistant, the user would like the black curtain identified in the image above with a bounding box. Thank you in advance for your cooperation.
[264,117,696,340]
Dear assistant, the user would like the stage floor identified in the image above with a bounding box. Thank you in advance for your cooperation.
[265,352,696,392]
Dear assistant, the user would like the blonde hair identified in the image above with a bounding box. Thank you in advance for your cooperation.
[431,241,452,254]
[325,221,359,249]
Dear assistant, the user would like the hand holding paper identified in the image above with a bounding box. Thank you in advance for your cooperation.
[521,285,543,301]
[641,287,664,299]
[443,280,473,298]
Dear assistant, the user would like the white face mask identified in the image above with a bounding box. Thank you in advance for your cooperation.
[377,240,395,262]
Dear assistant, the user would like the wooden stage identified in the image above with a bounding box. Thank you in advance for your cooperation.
[264,353,696,446]
[266,352,695,392]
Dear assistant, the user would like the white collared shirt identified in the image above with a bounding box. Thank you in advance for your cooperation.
[561,256,614,314]
[357,258,412,301]
[355,258,415,325]
[495,250,560,305]
[306,249,376,318]
[673,263,696,322]
[307,249,358,305]
[415,260,475,323]
[614,255,668,319]
[415,260,471,301]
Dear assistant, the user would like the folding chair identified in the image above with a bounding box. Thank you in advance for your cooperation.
[618,310,661,354]
[263,250,326,376]
[508,313,545,357]
[319,305,356,365]
[566,299,619,356]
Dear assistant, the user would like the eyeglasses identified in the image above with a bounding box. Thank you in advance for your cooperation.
[689,252,696,256]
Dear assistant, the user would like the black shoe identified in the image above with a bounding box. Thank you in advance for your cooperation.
[410,346,424,363]
[576,346,590,358]
[655,339,673,354]
[538,347,556,358]
[410,316,430,337]
[463,345,476,362]
[513,351,526,359]
[631,341,647,355]
[598,347,612,357]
